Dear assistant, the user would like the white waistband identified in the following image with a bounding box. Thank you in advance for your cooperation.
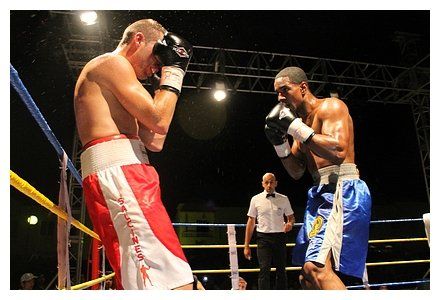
[313,163,359,185]
[80,138,149,179]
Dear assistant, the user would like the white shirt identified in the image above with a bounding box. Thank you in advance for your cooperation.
[247,191,294,233]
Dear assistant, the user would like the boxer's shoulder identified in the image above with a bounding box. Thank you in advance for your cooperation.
[95,53,133,75]
[316,97,349,120]
[83,54,136,89]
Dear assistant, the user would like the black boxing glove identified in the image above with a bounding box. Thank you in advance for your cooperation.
[147,73,160,94]
[153,32,193,96]
[264,125,291,158]
[265,103,315,143]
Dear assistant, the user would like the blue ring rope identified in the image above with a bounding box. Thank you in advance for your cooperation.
[347,279,430,289]
[172,218,423,227]
[10,64,82,186]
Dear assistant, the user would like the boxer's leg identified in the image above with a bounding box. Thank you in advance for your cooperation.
[173,283,194,290]
[301,251,346,290]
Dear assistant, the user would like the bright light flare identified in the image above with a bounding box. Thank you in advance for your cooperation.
[27,215,38,225]
[213,90,227,101]
[80,11,98,26]
[213,81,227,101]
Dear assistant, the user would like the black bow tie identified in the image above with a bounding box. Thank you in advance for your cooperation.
[266,193,275,198]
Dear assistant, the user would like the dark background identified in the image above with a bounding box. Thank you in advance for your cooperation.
[10,10,430,289]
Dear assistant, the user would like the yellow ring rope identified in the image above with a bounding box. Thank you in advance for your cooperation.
[66,259,431,288]
[10,170,100,241]
[192,259,430,274]
[182,237,428,249]
[68,272,115,290]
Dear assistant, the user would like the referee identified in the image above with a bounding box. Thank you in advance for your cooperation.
[243,172,294,289]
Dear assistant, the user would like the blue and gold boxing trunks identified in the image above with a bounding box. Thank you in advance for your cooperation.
[292,163,371,279]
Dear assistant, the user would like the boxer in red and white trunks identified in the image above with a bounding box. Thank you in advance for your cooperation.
[81,134,193,289]
[74,19,194,289]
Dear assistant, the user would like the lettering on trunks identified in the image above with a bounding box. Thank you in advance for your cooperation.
[117,197,153,287]
[308,215,324,238]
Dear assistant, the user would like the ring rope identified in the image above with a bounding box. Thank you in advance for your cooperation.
[368,237,428,243]
[370,218,423,224]
[347,279,430,289]
[9,173,425,250]
[67,272,115,290]
[173,218,423,228]
[10,170,100,241]
[181,237,428,249]
[11,175,424,247]
[65,271,429,290]
[10,64,82,186]
[191,259,430,274]
[365,259,429,267]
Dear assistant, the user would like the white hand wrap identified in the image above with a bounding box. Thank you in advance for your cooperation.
[287,118,315,143]
[274,140,291,158]
[160,66,185,93]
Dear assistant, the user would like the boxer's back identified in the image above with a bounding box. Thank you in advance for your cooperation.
[74,53,138,145]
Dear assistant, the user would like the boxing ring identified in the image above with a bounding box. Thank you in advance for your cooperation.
[10,64,430,290]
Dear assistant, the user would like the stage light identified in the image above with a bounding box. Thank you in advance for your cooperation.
[80,11,98,26]
[27,215,38,225]
[213,81,227,101]
[212,50,228,101]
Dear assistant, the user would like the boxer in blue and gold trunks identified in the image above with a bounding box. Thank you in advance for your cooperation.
[264,67,371,289]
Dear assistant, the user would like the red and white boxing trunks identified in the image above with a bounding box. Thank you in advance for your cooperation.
[80,134,193,289]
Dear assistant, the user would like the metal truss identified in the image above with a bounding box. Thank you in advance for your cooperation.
[64,130,88,285]
[410,94,430,197]
[61,39,430,100]
[57,11,430,280]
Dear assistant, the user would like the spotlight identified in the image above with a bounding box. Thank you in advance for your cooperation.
[202,276,209,282]
[213,81,227,101]
[27,215,38,225]
[80,11,98,26]
[212,50,228,102]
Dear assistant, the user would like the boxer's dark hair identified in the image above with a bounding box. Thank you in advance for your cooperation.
[275,67,308,84]
[119,19,166,46]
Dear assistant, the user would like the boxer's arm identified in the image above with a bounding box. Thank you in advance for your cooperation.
[305,99,350,164]
[138,122,167,152]
[100,55,178,135]
[264,124,306,179]
[280,140,306,180]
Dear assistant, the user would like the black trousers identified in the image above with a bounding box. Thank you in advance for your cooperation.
[256,232,287,290]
